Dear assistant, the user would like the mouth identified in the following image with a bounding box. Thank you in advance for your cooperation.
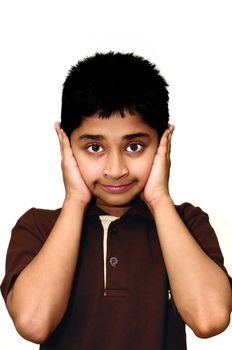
[100,182,135,193]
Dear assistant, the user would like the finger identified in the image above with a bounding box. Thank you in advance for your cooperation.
[60,128,71,152]
[157,125,174,160]
[157,129,170,158]
[168,124,175,134]
[54,121,61,131]
[54,122,70,151]
[167,125,175,159]
[58,129,76,164]
[54,122,63,150]
[159,129,169,147]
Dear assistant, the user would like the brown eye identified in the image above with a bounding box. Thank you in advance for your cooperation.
[126,143,143,152]
[87,144,103,153]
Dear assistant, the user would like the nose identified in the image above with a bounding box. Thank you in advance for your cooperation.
[104,151,129,179]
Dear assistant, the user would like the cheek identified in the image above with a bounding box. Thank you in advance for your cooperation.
[74,154,101,186]
[130,154,154,183]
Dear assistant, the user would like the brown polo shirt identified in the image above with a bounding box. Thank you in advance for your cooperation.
[1,198,231,349]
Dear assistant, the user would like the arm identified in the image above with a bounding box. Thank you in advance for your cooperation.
[6,124,92,344]
[142,126,232,338]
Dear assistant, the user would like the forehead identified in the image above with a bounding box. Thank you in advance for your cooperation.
[71,112,158,141]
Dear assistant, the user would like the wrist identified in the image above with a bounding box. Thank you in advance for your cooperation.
[148,194,174,214]
[63,194,89,211]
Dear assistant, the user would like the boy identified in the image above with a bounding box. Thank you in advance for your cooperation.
[1,52,231,350]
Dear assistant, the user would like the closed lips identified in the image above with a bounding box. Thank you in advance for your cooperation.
[101,182,134,192]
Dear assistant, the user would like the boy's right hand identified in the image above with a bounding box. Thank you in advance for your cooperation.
[55,122,92,207]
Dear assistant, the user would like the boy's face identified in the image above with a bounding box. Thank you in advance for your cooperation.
[70,111,159,215]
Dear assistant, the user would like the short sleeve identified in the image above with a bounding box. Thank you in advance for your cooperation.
[176,202,232,286]
[1,207,60,301]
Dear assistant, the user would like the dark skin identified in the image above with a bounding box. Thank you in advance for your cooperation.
[5,112,231,344]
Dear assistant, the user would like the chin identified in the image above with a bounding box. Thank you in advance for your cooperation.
[97,193,140,208]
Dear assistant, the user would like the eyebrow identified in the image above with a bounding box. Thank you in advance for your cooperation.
[78,133,151,141]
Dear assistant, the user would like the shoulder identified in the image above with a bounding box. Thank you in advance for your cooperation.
[14,207,61,241]
[175,202,208,217]
[175,202,232,283]
[174,202,221,257]
[28,207,61,224]
[0,207,61,300]
[174,202,216,244]
[17,207,61,225]
[175,202,210,229]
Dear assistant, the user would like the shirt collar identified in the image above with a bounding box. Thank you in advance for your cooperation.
[86,196,153,221]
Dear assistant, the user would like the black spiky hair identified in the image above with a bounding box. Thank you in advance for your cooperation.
[61,52,169,138]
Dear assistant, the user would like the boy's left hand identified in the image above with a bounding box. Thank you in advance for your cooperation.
[141,124,175,207]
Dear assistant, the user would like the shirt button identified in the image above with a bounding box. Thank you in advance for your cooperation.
[109,225,118,235]
[109,257,119,268]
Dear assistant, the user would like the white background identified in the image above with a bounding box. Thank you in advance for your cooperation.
[0,0,231,349]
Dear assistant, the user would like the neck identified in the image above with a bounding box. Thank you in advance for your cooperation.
[96,203,131,217]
